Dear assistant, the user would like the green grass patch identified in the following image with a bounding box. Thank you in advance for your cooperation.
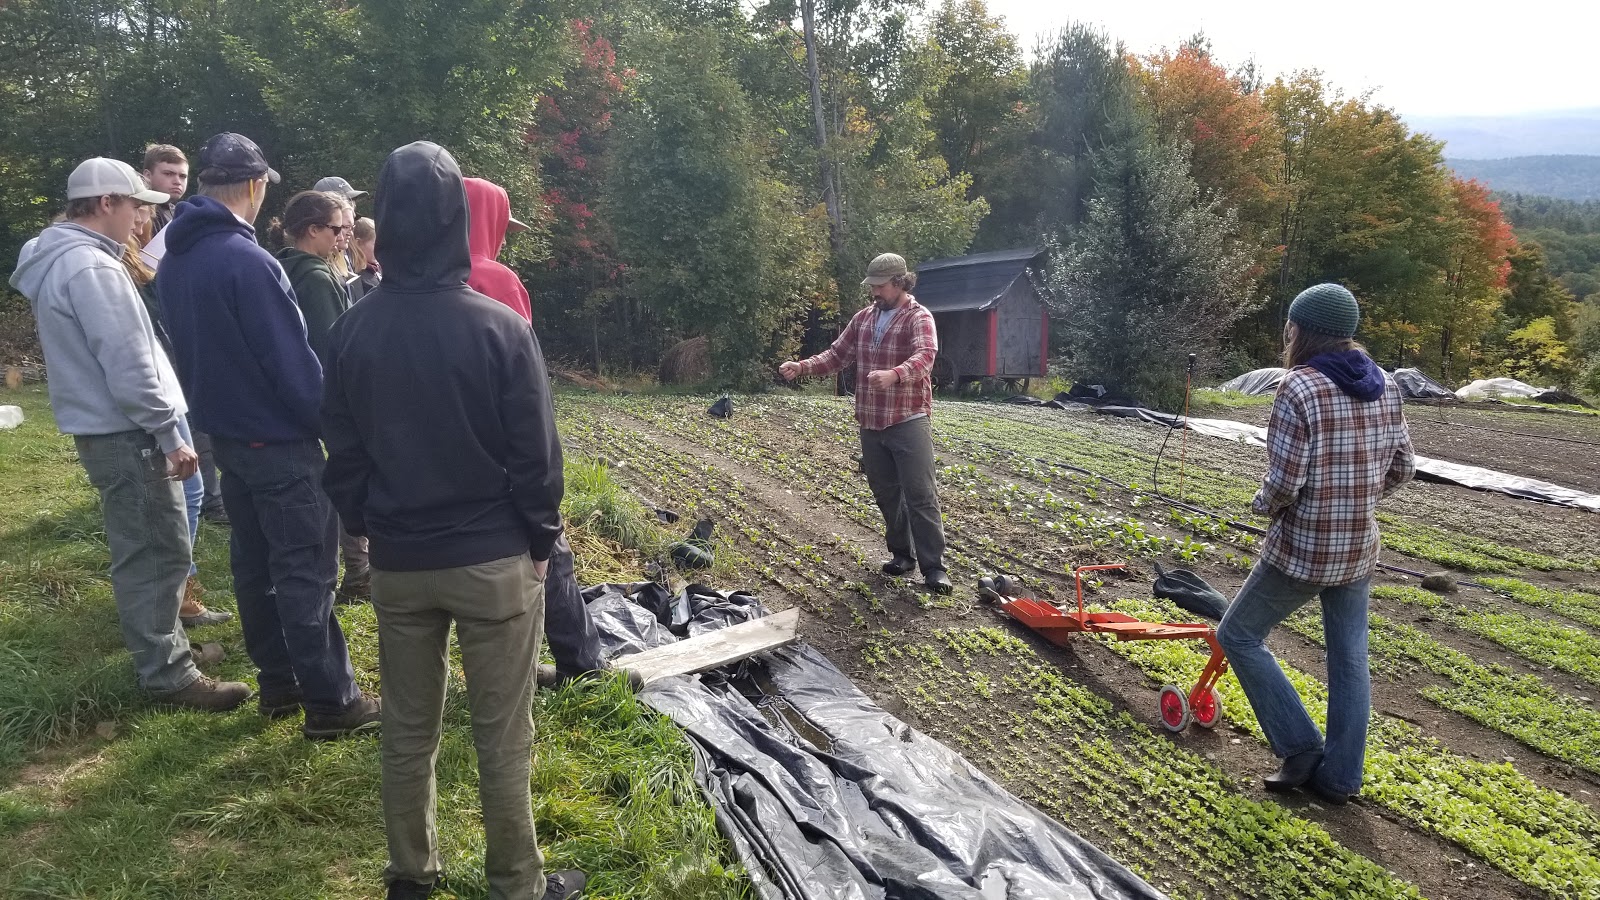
[0,385,746,898]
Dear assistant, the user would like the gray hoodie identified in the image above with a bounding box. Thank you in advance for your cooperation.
[10,222,187,452]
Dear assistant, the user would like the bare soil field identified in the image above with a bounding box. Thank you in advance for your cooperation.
[557,390,1600,900]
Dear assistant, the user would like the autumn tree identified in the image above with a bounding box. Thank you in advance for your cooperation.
[1437,178,1515,381]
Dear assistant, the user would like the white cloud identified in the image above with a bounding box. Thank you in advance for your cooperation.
[984,0,1600,117]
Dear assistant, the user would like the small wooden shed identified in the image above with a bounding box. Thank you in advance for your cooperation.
[915,248,1049,390]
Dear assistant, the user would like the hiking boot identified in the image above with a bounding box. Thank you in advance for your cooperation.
[880,555,916,577]
[201,503,230,526]
[335,568,371,604]
[303,694,382,741]
[536,664,561,690]
[180,577,233,628]
[155,676,253,712]
[542,870,587,900]
[924,569,953,595]
[259,686,305,720]
[385,876,442,899]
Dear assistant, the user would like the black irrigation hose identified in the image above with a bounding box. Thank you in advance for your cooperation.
[940,431,1492,591]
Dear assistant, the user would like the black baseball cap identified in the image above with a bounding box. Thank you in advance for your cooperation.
[196,132,281,186]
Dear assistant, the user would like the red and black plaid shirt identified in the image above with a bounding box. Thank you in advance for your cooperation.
[797,297,939,431]
[1255,366,1415,586]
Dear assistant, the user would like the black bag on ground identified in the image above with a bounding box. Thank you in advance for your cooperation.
[708,395,734,418]
[1152,562,1230,621]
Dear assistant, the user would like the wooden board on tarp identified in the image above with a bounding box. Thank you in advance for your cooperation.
[618,608,800,685]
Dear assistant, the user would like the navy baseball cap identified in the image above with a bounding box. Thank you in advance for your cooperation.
[196,132,281,186]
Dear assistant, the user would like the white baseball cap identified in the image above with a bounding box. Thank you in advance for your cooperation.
[67,158,170,204]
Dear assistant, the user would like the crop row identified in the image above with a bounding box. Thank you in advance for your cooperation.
[1374,585,1600,687]
[877,626,1428,900]
[1095,595,1600,897]
[1287,596,1600,776]
[1482,577,1600,631]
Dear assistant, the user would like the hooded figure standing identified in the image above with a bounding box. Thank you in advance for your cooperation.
[322,143,584,900]
[463,176,613,690]
[1216,283,1415,806]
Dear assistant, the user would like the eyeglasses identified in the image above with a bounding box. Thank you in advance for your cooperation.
[320,223,351,234]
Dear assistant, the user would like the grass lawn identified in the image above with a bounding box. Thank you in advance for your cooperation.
[0,385,747,899]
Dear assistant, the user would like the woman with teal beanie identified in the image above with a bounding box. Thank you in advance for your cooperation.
[1216,283,1416,805]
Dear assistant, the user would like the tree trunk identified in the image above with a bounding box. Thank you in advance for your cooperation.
[801,0,844,265]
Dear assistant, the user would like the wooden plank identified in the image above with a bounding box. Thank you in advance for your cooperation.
[617,608,801,685]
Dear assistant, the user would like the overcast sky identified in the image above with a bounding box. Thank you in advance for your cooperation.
[985,0,1599,118]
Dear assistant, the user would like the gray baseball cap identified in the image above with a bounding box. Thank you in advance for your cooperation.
[314,176,367,200]
[861,252,909,286]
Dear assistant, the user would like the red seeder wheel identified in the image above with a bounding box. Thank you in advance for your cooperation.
[1190,687,1223,730]
[1158,684,1191,732]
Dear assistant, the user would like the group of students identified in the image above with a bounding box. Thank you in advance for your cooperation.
[11,133,591,899]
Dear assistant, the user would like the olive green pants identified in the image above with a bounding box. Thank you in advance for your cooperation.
[372,554,547,898]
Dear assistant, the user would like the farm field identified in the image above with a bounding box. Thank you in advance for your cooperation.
[558,389,1600,900]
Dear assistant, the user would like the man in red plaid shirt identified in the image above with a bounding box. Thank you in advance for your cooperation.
[780,253,951,594]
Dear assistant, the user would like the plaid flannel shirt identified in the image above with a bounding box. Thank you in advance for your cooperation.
[1254,366,1416,586]
[796,297,938,431]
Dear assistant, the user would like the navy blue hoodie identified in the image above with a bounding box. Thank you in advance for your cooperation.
[156,195,324,441]
[1305,349,1386,402]
[321,142,565,570]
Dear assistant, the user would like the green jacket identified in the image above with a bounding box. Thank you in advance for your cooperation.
[275,247,349,369]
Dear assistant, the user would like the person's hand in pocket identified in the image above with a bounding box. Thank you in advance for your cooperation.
[531,556,549,580]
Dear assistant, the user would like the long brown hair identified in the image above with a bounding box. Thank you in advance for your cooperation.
[121,239,155,287]
[265,190,341,251]
[1283,323,1363,368]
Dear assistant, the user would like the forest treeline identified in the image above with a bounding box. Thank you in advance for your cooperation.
[2,0,1596,400]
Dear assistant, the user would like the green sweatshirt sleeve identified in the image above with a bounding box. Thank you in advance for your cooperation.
[294,265,346,369]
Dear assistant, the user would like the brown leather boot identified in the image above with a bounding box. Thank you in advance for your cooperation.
[181,577,233,628]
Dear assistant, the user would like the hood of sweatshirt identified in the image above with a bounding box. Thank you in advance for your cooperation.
[275,246,334,284]
[9,222,121,300]
[463,177,511,263]
[162,195,257,256]
[1305,349,1386,402]
[374,141,472,293]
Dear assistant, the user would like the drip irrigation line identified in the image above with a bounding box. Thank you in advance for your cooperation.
[940,431,1491,592]
[1424,407,1600,448]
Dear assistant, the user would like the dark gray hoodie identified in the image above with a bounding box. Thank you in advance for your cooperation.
[320,141,565,570]
[10,222,187,451]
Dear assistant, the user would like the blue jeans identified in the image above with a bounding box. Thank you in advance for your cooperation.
[1216,562,1372,794]
[73,430,201,694]
[175,417,202,577]
[212,437,360,714]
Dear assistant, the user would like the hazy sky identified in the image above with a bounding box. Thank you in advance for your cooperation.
[986,0,1599,118]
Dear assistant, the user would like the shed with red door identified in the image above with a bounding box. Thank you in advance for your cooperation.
[915,248,1049,390]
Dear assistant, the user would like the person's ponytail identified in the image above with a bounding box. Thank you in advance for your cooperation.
[266,217,289,251]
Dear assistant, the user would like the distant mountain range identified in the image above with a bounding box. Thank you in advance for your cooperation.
[1411,109,1600,159]
[1446,156,1600,202]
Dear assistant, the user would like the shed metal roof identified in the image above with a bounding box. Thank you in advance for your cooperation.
[913,248,1043,313]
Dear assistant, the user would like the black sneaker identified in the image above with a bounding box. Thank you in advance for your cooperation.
[542,870,587,900]
[880,555,916,576]
[386,876,441,899]
[303,694,382,741]
[201,504,231,527]
[259,686,305,720]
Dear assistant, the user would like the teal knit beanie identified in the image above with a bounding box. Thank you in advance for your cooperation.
[1288,283,1360,337]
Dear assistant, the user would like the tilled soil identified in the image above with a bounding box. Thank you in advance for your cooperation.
[559,394,1600,900]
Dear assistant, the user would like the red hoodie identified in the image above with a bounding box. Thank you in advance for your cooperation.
[463,177,532,322]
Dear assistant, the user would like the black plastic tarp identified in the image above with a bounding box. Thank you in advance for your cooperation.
[588,582,1167,900]
[1391,368,1455,401]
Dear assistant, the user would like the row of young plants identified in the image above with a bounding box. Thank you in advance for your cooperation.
[1375,514,1593,574]
[1285,595,1600,775]
[874,626,1429,900]
[1483,577,1600,631]
[1094,594,1600,897]
[1374,584,1600,687]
